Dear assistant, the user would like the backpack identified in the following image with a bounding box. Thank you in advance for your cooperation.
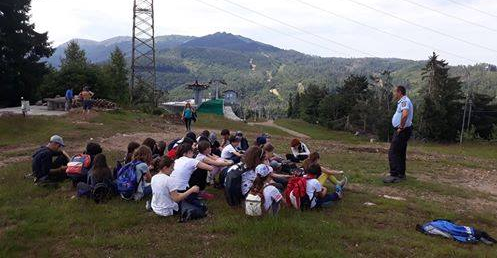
[224,163,247,206]
[116,161,144,199]
[167,138,180,151]
[217,167,230,189]
[179,199,207,223]
[245,184,273,217]
[284,176,314,211]
[92,182,111,204]
[416,219,497,245]
[66,154,92,176]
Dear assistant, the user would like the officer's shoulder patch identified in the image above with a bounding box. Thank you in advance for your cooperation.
[401,101,407,107]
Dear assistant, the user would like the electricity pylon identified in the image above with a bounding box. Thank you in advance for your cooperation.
[131,0,157,105]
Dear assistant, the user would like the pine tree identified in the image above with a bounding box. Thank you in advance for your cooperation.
[287,93,293,118]
[104,47,129,104]
[418,52,463,141]
[0,0,54,106]
[299,84,328,123]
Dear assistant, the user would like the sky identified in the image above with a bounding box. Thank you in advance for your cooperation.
[30,0,497,65]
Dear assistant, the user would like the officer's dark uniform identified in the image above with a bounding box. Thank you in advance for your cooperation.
[389,95,414,178]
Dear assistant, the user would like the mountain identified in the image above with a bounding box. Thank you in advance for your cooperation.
[46,35,195,67]
[47,32,497,114]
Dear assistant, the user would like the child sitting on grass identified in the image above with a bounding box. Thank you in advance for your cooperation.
[305,164,344,209]
[149,156,200,217]
[302,152,347,188]
[221,135,243,164]
[248,164,283,215]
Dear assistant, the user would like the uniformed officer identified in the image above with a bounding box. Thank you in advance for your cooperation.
[383,85,413,184]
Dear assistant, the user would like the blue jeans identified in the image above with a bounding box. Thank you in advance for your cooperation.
[315,193,340,208]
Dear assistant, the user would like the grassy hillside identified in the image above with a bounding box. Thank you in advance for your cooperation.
[1,111,497,257]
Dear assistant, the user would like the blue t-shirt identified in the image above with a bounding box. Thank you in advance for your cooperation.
[184,108,192,119]
[65,89,74,100]
[392,96,414,128]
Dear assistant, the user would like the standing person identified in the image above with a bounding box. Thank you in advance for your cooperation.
[383,85,414,184]
[182,102,194,132]
[65,87,74,111]
[79,86,94,117]
[285,138,310,163]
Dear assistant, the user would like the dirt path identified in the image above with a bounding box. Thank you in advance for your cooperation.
[248,120,310,139]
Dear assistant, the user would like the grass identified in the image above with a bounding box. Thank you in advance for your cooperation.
[1,112,497,257]
[275,119,367,143]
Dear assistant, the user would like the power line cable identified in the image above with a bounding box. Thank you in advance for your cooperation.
[219,0,378,57]
[396,0,497,33]
[342,0,497,54]
[292,0,477,63]
[191,0,350,56]
[444,0,497,20]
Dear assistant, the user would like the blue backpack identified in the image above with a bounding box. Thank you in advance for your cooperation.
[416,219,496,245]
[116,161,144,199]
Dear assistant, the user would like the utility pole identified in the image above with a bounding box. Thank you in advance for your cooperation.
[459,94,468,144]
[131,0,157,106]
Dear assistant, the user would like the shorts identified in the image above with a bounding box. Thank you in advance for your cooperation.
[83,100,92,110]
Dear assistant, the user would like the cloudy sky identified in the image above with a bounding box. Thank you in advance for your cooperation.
[31,0,497,65]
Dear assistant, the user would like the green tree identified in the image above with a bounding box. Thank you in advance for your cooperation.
[0,0,54,106]
[418,52,463,141]
[103,47,129,104]
[287,93,293,118]
[299,84,328,123]
[466,93,497,140]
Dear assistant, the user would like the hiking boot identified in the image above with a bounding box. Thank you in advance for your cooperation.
[339,176,348,189]
[198,191,215,200]
[383,175,402,184]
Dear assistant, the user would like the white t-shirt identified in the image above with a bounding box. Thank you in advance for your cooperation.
[221,144,237,159]
[170,156,200,191]
[306,178,322,208]
[151,173,179,217]
[195,153,207,162]
[263,184,282,211]
[241,169,256,196]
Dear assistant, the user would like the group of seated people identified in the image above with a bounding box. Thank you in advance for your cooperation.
[31,129,347,219]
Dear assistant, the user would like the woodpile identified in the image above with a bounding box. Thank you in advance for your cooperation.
[73,99,118,110]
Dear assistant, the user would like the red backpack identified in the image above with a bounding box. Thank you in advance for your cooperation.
[284,176,312,210]
[66,154,92,175]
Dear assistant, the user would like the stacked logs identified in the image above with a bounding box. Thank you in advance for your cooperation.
[72,99,118,110]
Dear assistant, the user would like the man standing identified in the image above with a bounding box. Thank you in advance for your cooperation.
[65,87,73,111]
[383,86,414,184]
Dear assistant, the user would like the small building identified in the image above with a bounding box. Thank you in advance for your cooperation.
[223,90,238,105]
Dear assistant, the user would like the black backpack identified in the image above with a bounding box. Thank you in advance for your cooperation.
[179,200,207,223]
[92,182,111,204]
[224,163,247,206]
[167,138,180,151]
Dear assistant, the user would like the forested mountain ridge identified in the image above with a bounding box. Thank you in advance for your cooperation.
[48,32,497,114]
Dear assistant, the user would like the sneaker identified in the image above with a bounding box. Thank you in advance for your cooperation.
[198,191,215,200]
[339,176,348,189]
[335,185,344,199]
[145,200,152,212]
[383,175,399,183]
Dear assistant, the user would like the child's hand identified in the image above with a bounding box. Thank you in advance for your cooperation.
[191,186,200,193]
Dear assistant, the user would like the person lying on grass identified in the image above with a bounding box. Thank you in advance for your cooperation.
[149,156,200,217]
[31,135,70,185]
[196,141,234,185]
[170,143,213,204]
[221,135,243,164]
[248,164,283,215]
[305,164,344,209]
[302,152,347,188]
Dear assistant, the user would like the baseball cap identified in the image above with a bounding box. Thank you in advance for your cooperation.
[50,135,65,147]
[255,164,273,177]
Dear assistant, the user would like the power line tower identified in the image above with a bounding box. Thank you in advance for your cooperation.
[130,0,157,105]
